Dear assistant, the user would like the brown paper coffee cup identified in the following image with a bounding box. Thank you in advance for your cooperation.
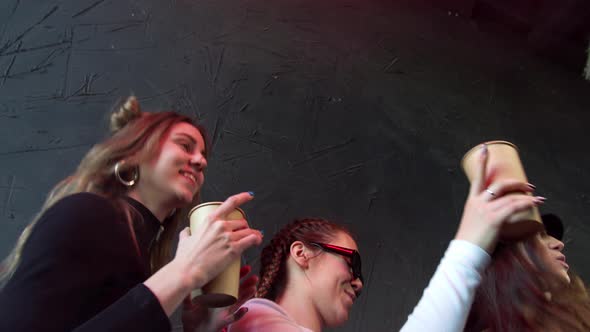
[461,140,542,240]
[189,202,244,307]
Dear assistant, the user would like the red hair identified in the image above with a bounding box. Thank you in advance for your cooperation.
[465,235,590,331]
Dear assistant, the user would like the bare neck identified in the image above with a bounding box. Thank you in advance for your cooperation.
[276,286,323,332]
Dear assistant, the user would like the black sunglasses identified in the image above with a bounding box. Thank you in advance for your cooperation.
[310,242,364,283]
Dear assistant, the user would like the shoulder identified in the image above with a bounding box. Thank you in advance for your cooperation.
[228,299,310,332]
[241,298,289,315]
[46,192,119,217]
[30,193,129,249]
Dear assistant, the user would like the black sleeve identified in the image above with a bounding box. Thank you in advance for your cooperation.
[0,193,171,332]
[74,284,170,332]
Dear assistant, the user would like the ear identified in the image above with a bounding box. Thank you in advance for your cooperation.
[289,241,310,269]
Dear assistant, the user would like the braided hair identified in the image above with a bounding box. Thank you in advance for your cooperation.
[256,218,353,300]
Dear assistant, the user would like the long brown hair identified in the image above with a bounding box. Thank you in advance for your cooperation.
[0,96,207,287]
[465,234,590,332]
[255,217,353,301]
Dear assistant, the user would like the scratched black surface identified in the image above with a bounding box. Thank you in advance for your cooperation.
[1,0,589,331]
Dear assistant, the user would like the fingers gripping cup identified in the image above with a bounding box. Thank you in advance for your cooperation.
[189,202,244,307]
[461,140,543,240]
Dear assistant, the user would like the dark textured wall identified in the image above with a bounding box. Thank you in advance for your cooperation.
[1,0,588,330]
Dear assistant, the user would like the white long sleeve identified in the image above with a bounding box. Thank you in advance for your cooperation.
[400,240,491,332]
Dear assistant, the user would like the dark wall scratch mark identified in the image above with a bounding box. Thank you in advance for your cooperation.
[59,27,74,98]
[383,57,399,72]
[213,45,225,86]
[0,41,70,57]
[108,23,142,33]
[216,94,234,109]
[34,48,60,69]
[143,12,152,41]
[72,0,106,18]
[67,73,116,98]
[327,163,364,179]
[223,130,275,151]
[181,86,201,119]
[367,187,379,212]
[3,175,15,217]
[0,143,90,156]
[0,0,21,42]
[0,62,57,80]
[9,0,20,16]
[70,73,97,96]
[1,55,16,86]
[293,138,355,166]
[138,85,178,101]
[25,47,62,74]
[221,150,262,162]
[0,5,59,55]
[239,103,249,112]
[210,116,222,149]
[205,45,213,80]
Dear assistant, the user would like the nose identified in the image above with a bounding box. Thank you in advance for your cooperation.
[352,277,363,296]
[190,152,207,171]
[549,236,565,251]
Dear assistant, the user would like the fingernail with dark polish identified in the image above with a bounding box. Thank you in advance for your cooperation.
[248,191,255,197]
[482,143,488,153]
[534,196,547,204]
[234,307,248,320]
[260,230,265,237]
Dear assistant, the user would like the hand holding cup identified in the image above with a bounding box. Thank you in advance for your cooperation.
[173,192,263,294]
[455,144,546,253]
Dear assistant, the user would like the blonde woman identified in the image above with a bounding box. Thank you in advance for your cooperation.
[0,97,263,331]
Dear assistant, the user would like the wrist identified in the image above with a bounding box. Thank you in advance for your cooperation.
[454,227,499,254]
[170,258,207,292]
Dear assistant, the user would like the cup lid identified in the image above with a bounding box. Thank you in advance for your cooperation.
[188,201,246,218]
[460,140,519,173]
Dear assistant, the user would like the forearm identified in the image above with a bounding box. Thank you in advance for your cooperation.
[144,260,202,317]
[400,240,490,332]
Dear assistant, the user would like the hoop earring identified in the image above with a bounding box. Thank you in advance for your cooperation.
[114,160,139,187]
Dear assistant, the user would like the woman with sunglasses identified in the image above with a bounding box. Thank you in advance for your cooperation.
[228,145,546,332]
[229,217,362,332]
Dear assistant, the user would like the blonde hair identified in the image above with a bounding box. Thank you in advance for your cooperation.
[0,96,207,287]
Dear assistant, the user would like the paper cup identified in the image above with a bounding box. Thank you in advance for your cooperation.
[461,141,542,240]
[189,202,244,307]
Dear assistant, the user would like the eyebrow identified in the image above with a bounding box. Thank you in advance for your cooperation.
[174,133,196,143]
[174,133,207,156]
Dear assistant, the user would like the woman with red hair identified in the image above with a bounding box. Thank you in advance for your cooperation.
[465,214,590,331]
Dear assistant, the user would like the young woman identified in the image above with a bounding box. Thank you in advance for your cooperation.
[228,144,546,332]
[465,214,590,332]
[0,96,263,331]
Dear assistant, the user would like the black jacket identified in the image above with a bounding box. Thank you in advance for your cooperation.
[0,192,171,331]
